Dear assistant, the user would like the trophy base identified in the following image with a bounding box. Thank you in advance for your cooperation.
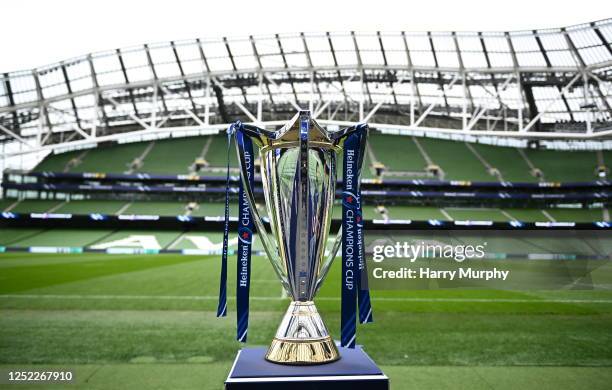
[266,336,339,365]
[226,346,388,389]
[265,301,340,365]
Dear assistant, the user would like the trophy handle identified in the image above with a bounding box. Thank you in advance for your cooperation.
[235,132,291,293]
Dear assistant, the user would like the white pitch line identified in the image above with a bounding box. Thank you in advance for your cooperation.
[1,294,612,304]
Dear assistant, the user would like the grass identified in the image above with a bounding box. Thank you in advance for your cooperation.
[1,249,611,389]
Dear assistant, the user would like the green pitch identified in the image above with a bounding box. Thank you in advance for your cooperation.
[1,253,612,389]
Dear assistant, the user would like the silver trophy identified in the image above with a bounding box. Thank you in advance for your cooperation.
[235,111,363,364]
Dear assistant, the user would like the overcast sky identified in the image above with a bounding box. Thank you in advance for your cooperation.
[1,0,608,73]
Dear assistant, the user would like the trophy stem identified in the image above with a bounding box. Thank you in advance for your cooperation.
[265,301,340,365]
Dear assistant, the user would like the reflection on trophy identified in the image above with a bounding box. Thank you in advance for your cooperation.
[235,111,366,365]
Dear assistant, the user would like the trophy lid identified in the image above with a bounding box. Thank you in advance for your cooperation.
[273,111,331,144]
[239,110,364,150]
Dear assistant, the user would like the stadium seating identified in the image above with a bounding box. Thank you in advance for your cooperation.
[366,134,426,174]
[54,200,132,215]
[138,138,208,174]
[0,132,601,227]
[523,149,600,182]
[32,133,607,182]
[469,144,533,182]
[1,199,604,223]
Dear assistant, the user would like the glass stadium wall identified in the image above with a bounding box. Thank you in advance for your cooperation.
[1,20,612,174]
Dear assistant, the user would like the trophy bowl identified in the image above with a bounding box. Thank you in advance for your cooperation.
[235,111,361,365]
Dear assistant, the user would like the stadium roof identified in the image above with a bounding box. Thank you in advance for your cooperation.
[1,19,612,160]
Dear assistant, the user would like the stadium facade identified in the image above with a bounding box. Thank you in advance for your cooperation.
[1,19,612,173]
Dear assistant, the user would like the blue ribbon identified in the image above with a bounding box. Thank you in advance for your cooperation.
[341,131,360,348]
[355,125,373,324]
[217,124,234,318]
[357,213,373,323]
[341,125,372,348]
[235,128,255,343]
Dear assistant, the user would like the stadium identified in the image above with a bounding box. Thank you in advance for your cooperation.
[1,12,612,390]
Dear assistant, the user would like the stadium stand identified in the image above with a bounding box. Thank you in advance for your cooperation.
[3,130,602,227]
[545,207,607,222]
[0,228,269,252]
[1,198,604,223]
[34,143,151,173]
[139,138,208,174]
[204,134,239,169]
[10,229,115,247]
[11,200,65,213]
[444,208,512,221]
[120,201,188,216]
[385,206,450,221]
[523,149,600,182]
[30,133,606,182]
[469,144,533,182]
[366,135,426,177]
[1,21,610,250]
[55,200,131,215]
